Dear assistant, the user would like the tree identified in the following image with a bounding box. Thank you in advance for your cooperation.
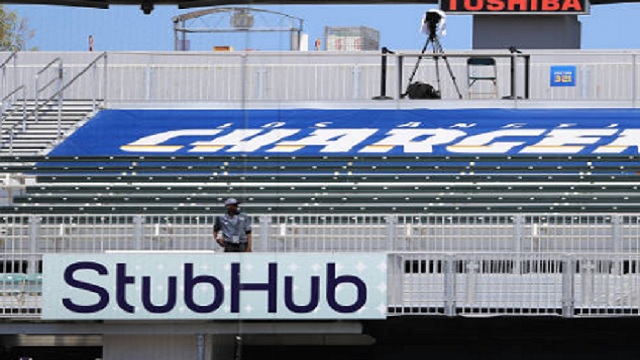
[0,5,34,51]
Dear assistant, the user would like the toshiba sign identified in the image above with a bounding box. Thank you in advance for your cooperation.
[440,0,589,14]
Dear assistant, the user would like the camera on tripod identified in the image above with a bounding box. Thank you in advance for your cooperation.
[403,9,462,100]
[422,10,443,40]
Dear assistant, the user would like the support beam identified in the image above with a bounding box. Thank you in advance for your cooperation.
[0,321,363,335]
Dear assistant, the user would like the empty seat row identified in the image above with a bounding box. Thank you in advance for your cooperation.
[3,154,640,214]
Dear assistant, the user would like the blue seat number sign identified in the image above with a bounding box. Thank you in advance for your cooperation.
[550,65,576,87]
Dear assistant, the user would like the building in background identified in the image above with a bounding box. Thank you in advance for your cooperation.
[324,26,379,51]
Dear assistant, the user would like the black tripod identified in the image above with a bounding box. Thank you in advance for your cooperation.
[402,30,463,99]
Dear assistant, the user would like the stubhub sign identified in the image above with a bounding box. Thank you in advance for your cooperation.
[42,253,387,320]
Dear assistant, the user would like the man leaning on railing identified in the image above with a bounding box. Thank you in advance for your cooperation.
[213,198,253,253]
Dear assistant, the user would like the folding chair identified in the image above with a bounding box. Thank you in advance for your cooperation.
[467,57,498,99]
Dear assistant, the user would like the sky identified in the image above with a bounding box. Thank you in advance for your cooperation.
[6,2,640,52]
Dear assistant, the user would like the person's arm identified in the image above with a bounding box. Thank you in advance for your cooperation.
[245,216,253,252]
[213,217,224,246]
[214,231,224,246]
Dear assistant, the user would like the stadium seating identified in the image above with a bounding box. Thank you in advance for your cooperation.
[1,154,640,214]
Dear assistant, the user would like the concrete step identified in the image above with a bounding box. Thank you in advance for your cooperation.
[3,121,86,127]
[2,130,78,137]
[3,112,94,117]
[3,114,94,120]
[4,119,80,124]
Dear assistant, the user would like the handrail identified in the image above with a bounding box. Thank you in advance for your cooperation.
[0,51,18,100]
[34,57,63,124]
[60,52,109,111]
[0,51,18,70]
[1,52,108,153]
[38,52,107,112]
[36,57,62,77]
[1,85,27,125]
[0,85,26,151]
[1,84,25,104]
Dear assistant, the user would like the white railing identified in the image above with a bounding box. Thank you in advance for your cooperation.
[0,50,639,106]
[2,213,640,255]
[389,252,640,317]
[2,251,640,319]
[0,214,640,317]
[3,212,640,318]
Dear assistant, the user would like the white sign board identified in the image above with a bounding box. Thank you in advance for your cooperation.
[42,253,387,320]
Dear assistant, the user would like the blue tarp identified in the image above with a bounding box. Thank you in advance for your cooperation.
[49,108,640,156]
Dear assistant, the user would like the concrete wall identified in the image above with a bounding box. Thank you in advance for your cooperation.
[102,334,235,360]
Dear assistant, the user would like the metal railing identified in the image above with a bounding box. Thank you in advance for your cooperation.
[1,50,639,106]
[34,57,63,125]
[388,252,640,318]
[1,52,108,154]
[98,51,639,105]
[3,213,640,255]
[0,85,26,149]
[0,51,18,101]
[2,212,640,318]
[2,250,640,319]
[1,85,26,118]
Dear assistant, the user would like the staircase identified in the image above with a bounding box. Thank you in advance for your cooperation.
[0,99,98,156]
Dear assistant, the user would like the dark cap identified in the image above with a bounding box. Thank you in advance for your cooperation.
[224,198,239,206]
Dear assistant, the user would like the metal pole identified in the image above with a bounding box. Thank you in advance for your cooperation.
[196,334,205,360]
[511,53,518,108]
[513,215,523,274]
[241,53,248,104]
[92,62,97,112]
[444,256,457,316]
[57,62,63,140]
[12,52,17,95]
[182,20,187,50]
[289,22,300,51]
[612,214,622,254]
[352,65,361,100]
[385,215,397,251]
[133,215,145,250]
[373,47,393,100]
[34,73,39,123]
[28,215,40,276]
[524,54,530,100]
[397,55,404,100]
[173,20,179,51]
[387,254,403,312]
[255,67,265,100]
[581,260,594,307]
[2,64,5,100]
[0,99,4,150]
[562,256,575,318]
[612,214,622,275]
[510,53,515,102]
[258,215,270,252]
[632,54,637,108]
[234,335,243,360]
[21,86,26,129]
[103,53,108,106]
